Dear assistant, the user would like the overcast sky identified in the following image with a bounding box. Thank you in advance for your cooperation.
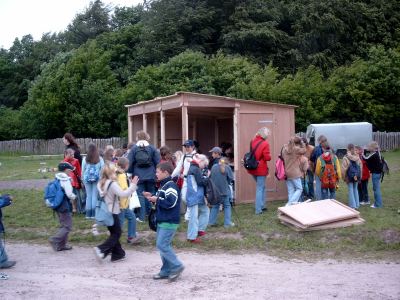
[0,0,142,49]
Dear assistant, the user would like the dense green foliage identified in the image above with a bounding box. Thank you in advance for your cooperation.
[0,0,399,139]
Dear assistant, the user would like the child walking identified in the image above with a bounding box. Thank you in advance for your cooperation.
[116,157,140,244]
[208,158,235,228]
[49,162,77,252]
[93,164,139,263]
[63,148,82,213]
[144,162,184,282]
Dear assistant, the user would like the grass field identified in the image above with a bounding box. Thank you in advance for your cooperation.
[0,153,63,180]
[0,150,399,260]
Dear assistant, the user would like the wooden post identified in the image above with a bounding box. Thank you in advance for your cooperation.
[233,106,239,201]
[182,105,188,144]
[128,115,133,143]
[152,114,158,147]
[160,110,166,147]
[143,113,148,133]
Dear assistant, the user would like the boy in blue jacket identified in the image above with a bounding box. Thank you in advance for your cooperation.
[143,162,184,282]
[0,193,16,279]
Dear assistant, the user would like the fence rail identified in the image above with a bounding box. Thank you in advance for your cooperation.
[296,132,400,151]
[0,137,127,155]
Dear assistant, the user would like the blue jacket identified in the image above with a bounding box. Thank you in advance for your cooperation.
[210,164,233,196]
[127,141,160,183]
[0,194,12,233]
[187,162,209,205]
[155,177,181,224]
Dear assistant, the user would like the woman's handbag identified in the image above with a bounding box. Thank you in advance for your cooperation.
[129,191,141,210]
[95,182,115,227]
[148,205,157,232]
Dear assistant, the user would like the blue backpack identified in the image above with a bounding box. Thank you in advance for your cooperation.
[85,163,100,183]
[44,179,65,209]
[186,175,204,207]
[347,160,361,183]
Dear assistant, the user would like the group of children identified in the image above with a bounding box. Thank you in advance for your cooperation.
[46,132,236,282]
[284,135,385,209]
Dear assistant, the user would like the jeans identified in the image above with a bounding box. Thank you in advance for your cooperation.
[307,170,315,199]
[49,212,72,250]
[209,195,233,227]
[98,214,125,261]
[187,203,210,240]
[73,188,85,214]
[136,181,156,221]
[286,178,303,206]
[84,182,99,218]
[321,188,336,200]
[252,175,266,214]
[119,209,137,239]
[0,238,8,266]
[358,180,369,203]
[371,173,383,207]
[156,227,183,277]
[347,182,360,209]
[315,176,322,200]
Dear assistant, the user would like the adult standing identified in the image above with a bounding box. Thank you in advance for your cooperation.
[362,141,383,208]
[310,135,328,200]
[63,133,82,166]
[282,137,308,206]
[81,143,105,219]
[246,127,271,215]
[127,131,160,222]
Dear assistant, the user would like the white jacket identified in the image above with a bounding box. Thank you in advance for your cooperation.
[55,172,76,200]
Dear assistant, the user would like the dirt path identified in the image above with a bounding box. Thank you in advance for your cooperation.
[1,243,399,299]
[0,179,49,190]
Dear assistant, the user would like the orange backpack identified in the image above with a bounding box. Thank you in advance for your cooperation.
[320,157,338,189]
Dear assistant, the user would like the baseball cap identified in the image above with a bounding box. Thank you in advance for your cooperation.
[209,146,222,154]
[58,162,75,172]
[182,139,194,147]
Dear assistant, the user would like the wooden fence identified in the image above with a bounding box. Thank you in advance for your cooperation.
[0,132,399,154]
[0,137,127,155]
[296,132,400,151]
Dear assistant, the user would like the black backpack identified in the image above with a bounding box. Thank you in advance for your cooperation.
[243,140,263,170]
[206,179,222,205]
[135,145,152,168]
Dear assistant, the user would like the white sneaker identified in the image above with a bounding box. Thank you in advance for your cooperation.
[370,205,378,208]
[93,247,105,262]
[136,218,144,223]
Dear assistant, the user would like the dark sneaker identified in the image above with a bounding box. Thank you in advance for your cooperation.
[127,236,142,245]
[262,208,268,212]
[168,266,184,282]
[0,261,16,269]
[58,245,73,251]
[111,256,126,263]
[153,273,169,280]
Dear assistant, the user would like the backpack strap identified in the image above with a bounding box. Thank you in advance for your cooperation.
[250,140,264,156]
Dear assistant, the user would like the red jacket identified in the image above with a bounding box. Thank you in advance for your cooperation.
[247,135,271,176]
[63,157,82,189]
[360,155,370,181]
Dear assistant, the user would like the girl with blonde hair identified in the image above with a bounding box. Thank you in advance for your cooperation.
[93,164,139,263]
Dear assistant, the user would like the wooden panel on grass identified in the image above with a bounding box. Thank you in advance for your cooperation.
[277,199,359,228]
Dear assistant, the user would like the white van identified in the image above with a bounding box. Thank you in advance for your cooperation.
[306,122,373,157]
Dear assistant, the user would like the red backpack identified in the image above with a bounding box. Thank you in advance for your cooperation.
[320,155,338,189]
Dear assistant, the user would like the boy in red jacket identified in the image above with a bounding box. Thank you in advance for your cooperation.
[63,149,82,213]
